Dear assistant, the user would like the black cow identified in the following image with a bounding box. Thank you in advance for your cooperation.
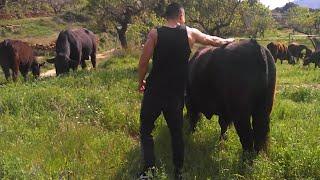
[186,40,276,153]
[47,28,97,75]
[288,43,312,63]
[303,51,320,68]
[0,39,44,81]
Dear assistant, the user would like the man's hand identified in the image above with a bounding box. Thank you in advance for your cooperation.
[223,38,235,44]
[138,80,146,93]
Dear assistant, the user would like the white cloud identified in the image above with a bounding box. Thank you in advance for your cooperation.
[259,0,294,9]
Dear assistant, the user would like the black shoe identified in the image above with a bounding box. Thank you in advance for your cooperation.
[137,167,156,180]
[174,168,183,180]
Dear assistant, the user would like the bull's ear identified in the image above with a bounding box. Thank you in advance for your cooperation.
[47,58,55,64]
[40,62,46,67]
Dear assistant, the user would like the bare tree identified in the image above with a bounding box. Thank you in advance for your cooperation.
[0,0,7,10]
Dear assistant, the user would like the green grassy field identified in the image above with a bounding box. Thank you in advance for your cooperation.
[0,52,319,179]
[0,17,67,44]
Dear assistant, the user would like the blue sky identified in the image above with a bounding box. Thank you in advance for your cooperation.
[260,0,294,9]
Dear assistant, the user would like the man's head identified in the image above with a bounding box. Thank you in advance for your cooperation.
[165,3,185,24]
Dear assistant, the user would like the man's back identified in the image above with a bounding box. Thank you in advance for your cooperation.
[146,25,191,96]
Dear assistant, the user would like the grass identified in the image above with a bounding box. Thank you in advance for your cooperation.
[0,17,83,44]
[0,53,319,179]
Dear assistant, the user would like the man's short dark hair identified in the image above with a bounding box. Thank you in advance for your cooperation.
[165,3,184,19]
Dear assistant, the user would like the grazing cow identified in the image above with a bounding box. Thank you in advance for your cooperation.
[0,39,44,81]
[267,42,295,64]
[47,28,97,75]
[186,40,276,152]
[288,43,312,62]
[303,51,320,68]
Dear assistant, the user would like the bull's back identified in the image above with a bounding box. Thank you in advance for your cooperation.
[188,40,275,116]
[4,40,34,64]
[72,29,96,58]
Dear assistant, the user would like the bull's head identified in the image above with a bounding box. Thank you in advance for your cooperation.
[304,48,312,59]
[303,57,311,66]
[47,53,77,76]
[303,51,319,66]
[288,56,296,65]
[31,61,46,78]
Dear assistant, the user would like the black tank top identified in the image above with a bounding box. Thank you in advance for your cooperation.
[146,25,191,97]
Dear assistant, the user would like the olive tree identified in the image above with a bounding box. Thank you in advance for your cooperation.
[87,0,149,49]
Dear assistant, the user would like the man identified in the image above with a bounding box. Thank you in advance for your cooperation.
[138,3,234,179]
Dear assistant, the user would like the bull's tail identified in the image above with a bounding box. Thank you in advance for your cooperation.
[264,47,276,115]
[252,45,276,152]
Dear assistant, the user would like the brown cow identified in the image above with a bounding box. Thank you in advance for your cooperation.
[267,42,295,64]
[0,39,44,81]
[288,43,312,63]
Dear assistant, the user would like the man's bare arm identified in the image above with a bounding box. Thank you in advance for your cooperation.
[138,29,157,92]
[189,27,234,47]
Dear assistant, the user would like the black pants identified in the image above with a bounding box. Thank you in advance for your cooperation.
[140,90,184,170]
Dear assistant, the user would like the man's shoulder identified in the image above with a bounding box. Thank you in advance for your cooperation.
[148,28,158,39]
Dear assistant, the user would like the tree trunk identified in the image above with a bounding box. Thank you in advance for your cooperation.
[116,23,128,49]
[0,0,6,10]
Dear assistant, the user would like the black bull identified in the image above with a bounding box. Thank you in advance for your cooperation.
[47,28,97,75]
[186,40,276,152]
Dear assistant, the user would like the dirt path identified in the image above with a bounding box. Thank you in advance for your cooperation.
[40,48,116,78]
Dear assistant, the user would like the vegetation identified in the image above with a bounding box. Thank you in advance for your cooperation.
[0,0,319,179]
[287,6,320,34]
[0,17,66,43]
[0,52,319,179]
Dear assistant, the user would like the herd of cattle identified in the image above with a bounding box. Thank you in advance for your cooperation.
[0,28,318,152]
[267,41,320,67]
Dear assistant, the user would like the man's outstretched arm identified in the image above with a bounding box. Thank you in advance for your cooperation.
[188,27,234,47]
[138,29,157,93]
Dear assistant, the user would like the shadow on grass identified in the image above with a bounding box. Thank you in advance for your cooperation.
[114,119,257,179]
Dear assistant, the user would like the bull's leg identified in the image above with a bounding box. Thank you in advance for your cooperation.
[72,51,82,72]
[19,64,29,81]
[90,52,96,69]
[252,110,270,153]
[280,59,283,64]
[234,115,254,152]
[218,116,228,141]
[81,58,87,69]
[2,67,10,81]
[12,66,19,82]
[185,96,200,132]
[188,110,200,133]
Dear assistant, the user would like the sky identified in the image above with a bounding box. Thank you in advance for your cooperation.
[259,0,294,9]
